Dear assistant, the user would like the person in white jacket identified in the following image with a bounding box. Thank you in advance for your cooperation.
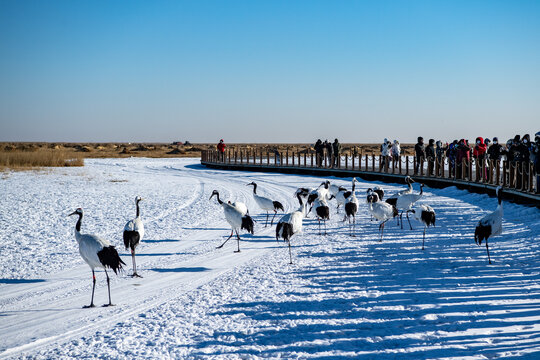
[381,138,390,168]
[391,140,401,162]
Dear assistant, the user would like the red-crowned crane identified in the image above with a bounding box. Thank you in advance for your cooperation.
[247,182,284,226]
[386,183,425,229]
[474,186,503,264]
[344,178,359,236]
[336,178,357,216]
[123,196,144,277]
[210,190,254,252]
[367,192,398,241]
[276,193,305,264]
[410,204,436,250]
[311,196,330,235]
[69,208,125,308]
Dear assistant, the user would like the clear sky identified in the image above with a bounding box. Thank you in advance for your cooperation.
[0,0,539,143]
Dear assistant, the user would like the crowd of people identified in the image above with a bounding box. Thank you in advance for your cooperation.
[406,133,540,192]
[215,132,540,193]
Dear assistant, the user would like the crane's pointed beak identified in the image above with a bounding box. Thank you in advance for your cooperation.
[68,211,77,217]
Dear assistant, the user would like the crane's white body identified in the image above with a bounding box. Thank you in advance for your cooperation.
[368,199,395,223]
[412,204,436,250]
[477,205,503,237]
[252,192,275,211]
[231,201,249,217]
[75,231,111,270]
[277,210,304,238]
[124,217,145,239]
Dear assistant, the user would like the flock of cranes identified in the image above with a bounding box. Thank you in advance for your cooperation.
[67,177,504,308]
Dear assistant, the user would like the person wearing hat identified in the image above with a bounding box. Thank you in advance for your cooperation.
[217,139,226,161]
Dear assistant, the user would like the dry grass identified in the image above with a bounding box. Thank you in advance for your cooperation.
[0,141,414,170]
[0,149,84,170]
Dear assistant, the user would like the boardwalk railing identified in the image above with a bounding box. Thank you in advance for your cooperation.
[201,149,539,200]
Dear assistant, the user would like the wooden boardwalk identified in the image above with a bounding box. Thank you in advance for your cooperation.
[201,150,540,207]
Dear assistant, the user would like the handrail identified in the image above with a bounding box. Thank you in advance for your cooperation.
[201,149,539,204]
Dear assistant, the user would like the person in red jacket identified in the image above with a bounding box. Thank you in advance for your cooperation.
[217,139,226,161]
[473,137,488,180]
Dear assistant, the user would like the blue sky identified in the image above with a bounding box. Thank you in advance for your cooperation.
[0,0,539,143]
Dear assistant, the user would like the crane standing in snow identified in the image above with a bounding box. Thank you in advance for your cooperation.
[247,182,284,226]
[367,191,398,241]
[335,178,358,216]
[474,186,503,264]
[69,208,125,308]
[276,193,305,264]
[410,204,436,250]
[311,196,330,235]
[344,178,359,236]
[386,183,425,230]
[210,190,254,252]
[123,196,144,277]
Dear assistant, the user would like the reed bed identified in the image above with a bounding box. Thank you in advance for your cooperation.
[0,149,84,169]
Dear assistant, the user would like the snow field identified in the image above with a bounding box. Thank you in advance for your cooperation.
[1,158,539,359]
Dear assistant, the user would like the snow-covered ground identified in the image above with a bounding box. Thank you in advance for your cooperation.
[1,158,539,359]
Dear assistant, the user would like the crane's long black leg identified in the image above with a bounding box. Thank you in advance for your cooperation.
[318,218,321,235]
[83,270,96,308]
[486,238,492,264]
[406,211,413,230]
[217,230,233,249]
[234,230,241,253]
[103,268,113,307]
[265,212,269,227]
[271,211,277,225]
[288,240,293,264]
[324,219,327,235]
[131,250,142,278]
[422,228,426,250]
[400,212,404,229]
[380,221,386,242]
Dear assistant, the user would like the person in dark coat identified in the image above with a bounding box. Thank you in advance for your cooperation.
[325,140,333,167]
[456,139,471,179]
[426,139,436,176]
[446,140,458,177]
[314,139,323,167]
[487,137,504,161]
[534,132,540,193]
[332,139,341,168]
[473,137,488,180]
[414,137,425,175]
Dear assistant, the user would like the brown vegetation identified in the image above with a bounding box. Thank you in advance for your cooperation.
[0,149,84,169]
[0,142,414,170]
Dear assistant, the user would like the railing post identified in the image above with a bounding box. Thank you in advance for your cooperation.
[345,154,348,169]
[495,160,500,185]
[298,152,300,167]
[502,161,507,187]
[324,151,327,168]
[311,152,314,167]
[267,151,269,165]
[274,151,277,166]
[529,162,534,192]
[371,155,375,172]
[352,153,355,170]
[286,149,289,166]
[405,156,409,175]
[292,152,295,166]
[420,157,424,176]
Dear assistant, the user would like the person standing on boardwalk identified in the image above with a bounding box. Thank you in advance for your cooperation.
[217,139,226,161]
[381,138,390,169]
[314,139,323,167]
[332,139,341,168]
[325,140,333,167]
[426,139,436,176]
[391,140,401,163]
[414,137,426,175]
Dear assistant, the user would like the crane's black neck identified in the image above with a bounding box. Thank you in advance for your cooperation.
[419,184,424,195]
[75,213,82,232]
[497,189,503,205]
[135,199,140,217]
[352,181,356,192]
[296,193,303,206]
[251,183,257,194]
[214,192,223,205]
